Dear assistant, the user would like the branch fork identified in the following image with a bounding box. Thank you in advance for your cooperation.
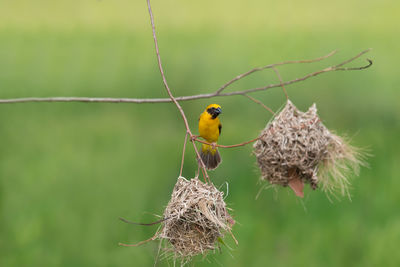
[0,0,372,185]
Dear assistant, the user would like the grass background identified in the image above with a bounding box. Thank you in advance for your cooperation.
[0,0,399,266]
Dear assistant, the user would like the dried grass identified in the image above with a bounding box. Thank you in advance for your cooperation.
[253,100,364,197]
[159,176,233,261]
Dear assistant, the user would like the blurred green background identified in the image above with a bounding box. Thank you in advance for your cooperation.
[0,0,399,266]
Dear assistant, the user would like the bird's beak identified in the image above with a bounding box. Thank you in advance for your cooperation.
[216,107,222,114]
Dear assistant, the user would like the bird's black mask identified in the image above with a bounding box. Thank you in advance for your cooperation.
[207,107,222,119]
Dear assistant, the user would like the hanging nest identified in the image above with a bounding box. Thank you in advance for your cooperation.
[253,100,364,197]
[159,176,235,261]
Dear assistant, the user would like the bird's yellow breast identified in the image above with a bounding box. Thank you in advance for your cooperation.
[199,112,221,143]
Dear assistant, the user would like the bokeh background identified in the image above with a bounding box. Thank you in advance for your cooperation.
[0,0,399,266]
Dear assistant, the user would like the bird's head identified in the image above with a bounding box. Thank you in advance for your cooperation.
[205,104,222,119]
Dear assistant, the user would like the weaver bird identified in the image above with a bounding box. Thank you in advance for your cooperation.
[198,104,222,170]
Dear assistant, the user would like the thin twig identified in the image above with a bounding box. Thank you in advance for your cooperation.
[220,54,372,97]
[334,49,372,68]
[119,231,160,247]
[335,58,373,71]
[179,132,188,177]
[119,217,170,226]
[194,136,262,149]
[244,94,275,115]
[215,50,337,94]
[0,51,372,105]
[146,0,210,183]
[272,67,288,100]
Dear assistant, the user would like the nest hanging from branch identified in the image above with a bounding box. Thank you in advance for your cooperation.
[159,176,235,260]
[253,100,364,197]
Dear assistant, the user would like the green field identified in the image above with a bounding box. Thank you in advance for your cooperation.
[0,0,399,266]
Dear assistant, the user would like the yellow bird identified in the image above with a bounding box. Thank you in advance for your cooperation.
[198,104,222,170]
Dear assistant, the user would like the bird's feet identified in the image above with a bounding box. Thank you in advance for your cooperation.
[190,135,199,141]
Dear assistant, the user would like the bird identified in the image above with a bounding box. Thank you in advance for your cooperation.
[198,104,222,170]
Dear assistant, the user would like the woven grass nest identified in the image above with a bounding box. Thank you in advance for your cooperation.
[253,100,364,197]
[159,176,234,260]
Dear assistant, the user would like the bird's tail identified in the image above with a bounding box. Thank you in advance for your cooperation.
[200,144,221,170]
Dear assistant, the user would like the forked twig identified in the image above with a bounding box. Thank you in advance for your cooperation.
[215,50,337,94]
[220,50,372,97]
[0,51,372,105]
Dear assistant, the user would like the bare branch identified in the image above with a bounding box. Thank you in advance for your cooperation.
[220,50,372,97]
[335,58,373,71]
[194,136,262,149]
[215,50,337,94]
[0,50,372,105]
[146,0,210,182]
[146,0,185,128]
[334,49,372,68]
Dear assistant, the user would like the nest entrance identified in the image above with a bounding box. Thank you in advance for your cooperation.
[254,100,363,197]
[160,177,234,260]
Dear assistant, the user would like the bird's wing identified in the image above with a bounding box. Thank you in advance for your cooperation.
[218,123,222,135]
